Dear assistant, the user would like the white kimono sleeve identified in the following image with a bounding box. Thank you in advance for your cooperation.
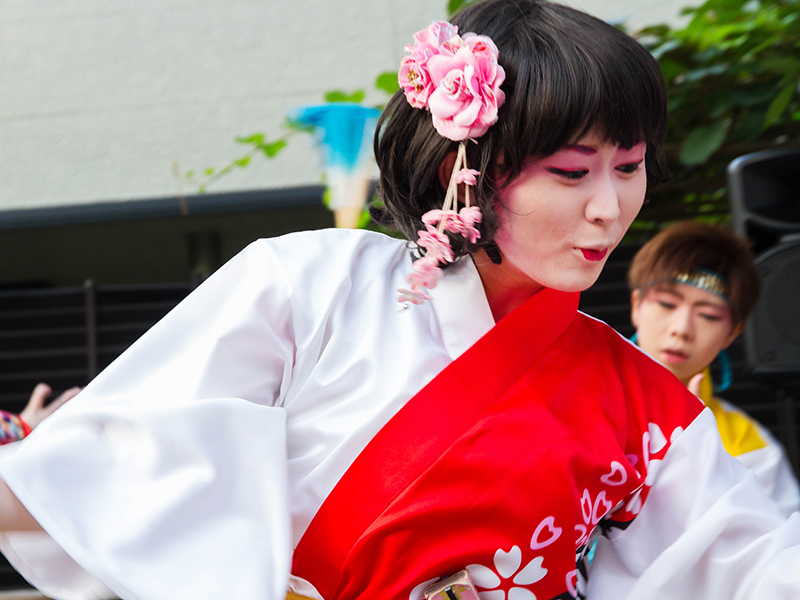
[0,240,296,600]
[589,408,800,599]
[736,420,800,517]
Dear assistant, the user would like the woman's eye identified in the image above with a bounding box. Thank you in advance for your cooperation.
[657,300,676,309]
[700,314,723,322]
[616,160,643,174]
[546,168,589,180]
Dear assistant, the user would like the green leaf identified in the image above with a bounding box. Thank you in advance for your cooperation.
[235,133,265,145]
[792,109,800,121]
[185,170,194,178]
[679,122,728,165]
[731,109,767,141]
[203,167,216,176]
[659,58,686,81]
[233,156,251,168]
[447,0,467,15]
[375,71,400,96]
[683,64,728,83]
[259,139,287,158]
[764,79,797,127]
[650,39,682,60]
[285,117,315,134]
[728,87,779,107]
[324,89,366,103]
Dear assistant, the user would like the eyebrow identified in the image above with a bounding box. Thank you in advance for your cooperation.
[653,288,729,311]
[562,144,597,155]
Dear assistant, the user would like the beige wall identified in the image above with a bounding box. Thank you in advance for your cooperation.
[0,0,695,213]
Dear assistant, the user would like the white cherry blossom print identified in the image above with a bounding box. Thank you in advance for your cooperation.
[644,459,663,486]
[625,484,645,516]
[467,545,548,600]
[599,461,627,486]
[530,516,562,550]
[648,422,668,454]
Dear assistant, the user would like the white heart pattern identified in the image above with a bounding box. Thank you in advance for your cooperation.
[580,489,592,523]
[565,570,579,598]
[648,422,667,454]
[599,461,627,486]
[530,516,562,550]
[591,490,613,525]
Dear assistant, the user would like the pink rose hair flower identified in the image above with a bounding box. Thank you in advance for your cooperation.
[425,34,505,142]
[399,21,459,109]
[399,22,505,142]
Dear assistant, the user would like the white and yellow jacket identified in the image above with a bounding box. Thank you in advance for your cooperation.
[699,367,800,517]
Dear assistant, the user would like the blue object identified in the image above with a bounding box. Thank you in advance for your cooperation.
[714,348,733,393]
[292,103,381,173]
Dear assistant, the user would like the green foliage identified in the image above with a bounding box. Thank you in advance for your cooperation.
[633,0,800,234]
[181,78,395,194]
[447,0,480,16]
[375,71,400,95]
[180,126,302,193]
[324,89,367,103]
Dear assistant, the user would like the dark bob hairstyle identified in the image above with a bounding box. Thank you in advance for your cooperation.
[373,0,669,262]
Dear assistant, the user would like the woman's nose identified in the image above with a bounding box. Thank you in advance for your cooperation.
[668,308,694,339]
[585,176,621,224]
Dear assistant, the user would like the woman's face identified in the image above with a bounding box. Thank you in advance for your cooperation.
[489,129,648,295]
[631,283,742,385]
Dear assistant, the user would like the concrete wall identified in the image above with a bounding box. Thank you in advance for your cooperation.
[0,0,697,213]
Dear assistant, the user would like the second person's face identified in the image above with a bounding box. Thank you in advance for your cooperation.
[492,128,648,295]
[631,283,742,385]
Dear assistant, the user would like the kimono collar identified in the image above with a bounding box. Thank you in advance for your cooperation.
[429,256,580,364]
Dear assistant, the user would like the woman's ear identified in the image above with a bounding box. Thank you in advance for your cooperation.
[724,321,746,348]
[438,150,458,190]
[630,289,641,329]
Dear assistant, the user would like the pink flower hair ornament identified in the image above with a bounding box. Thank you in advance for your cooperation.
[397,21,505,309]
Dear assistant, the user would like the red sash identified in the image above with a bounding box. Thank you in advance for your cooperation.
[292,288,703,600]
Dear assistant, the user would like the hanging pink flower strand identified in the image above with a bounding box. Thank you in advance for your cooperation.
[397,20,505,309]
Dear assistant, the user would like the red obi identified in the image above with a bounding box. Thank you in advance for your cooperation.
[293,288,703,600]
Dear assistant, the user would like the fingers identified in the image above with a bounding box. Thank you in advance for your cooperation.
[688,373,704,399]
[44,387,81,416]
[25,383,52,411]
[19,384,81,431]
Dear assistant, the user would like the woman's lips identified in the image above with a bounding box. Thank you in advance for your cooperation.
[660,349,688,364]
[580,248,608,261]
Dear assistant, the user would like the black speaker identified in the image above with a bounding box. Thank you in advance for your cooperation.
[728,148,800,378]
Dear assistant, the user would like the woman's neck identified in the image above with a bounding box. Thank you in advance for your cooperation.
[472,248,544,321]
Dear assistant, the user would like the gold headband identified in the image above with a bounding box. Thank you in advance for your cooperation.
[673,268,729,301]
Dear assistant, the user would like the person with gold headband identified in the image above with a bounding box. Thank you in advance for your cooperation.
[628,220,800,516]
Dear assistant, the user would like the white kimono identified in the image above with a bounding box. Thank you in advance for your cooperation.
[0,228,797,600]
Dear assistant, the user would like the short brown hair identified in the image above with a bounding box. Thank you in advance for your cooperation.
[628,221,760,324]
